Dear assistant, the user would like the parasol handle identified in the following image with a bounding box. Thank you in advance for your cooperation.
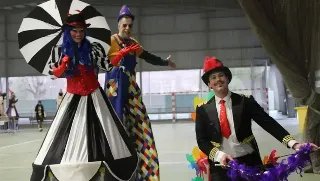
[214,162,231,168]
[214,163,230,167]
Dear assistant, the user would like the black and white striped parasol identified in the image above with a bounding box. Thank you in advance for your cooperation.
[18,0,111,75]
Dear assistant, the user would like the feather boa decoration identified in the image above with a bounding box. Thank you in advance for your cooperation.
[227,143,313,181]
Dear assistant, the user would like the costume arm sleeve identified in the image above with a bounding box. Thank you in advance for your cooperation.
[249,95,297,148]
[214,151,227,163]
[131,38,169,66]
[48,45,63,80]
[107,37,121,66]
[91,42,113,72]
[195,106,220,161]
[138,50,169,66]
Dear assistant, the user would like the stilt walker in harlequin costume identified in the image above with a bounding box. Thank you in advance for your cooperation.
[104,5,176,181]
[6,90,19,130]
[30,12,139,181]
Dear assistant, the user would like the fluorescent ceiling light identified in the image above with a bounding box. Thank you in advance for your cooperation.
[14,5,26,8]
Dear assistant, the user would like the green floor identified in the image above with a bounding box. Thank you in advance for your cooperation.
[0,118,319,181]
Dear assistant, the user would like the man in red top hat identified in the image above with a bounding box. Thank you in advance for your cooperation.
[104,4,176,181]
[195,56,319,180]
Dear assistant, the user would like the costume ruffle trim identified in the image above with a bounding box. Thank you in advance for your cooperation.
[34,161,137,181]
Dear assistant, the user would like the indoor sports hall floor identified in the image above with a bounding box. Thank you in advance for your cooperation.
[0,112,319,181]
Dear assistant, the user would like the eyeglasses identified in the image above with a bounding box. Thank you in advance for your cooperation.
[122,24,133,28]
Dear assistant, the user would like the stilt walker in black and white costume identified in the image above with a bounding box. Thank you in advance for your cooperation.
[29,11,139,181]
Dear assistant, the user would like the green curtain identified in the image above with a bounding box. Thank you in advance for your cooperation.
[237,0,320,173]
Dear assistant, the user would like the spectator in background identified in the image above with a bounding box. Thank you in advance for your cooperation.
[0,92,6,116]
[6,90,19,130]
[0,93,7,129]
[34,101,45,132]
[56,89,63,109]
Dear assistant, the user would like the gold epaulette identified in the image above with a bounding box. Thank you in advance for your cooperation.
[282,135,295,146]
[197,101,208,107]
[210,141,221,148]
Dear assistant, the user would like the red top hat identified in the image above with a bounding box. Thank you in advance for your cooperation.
[201,56,232,85]
[62,10,91,29]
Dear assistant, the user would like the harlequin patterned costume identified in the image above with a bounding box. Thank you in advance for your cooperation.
[30,12,138,181]
[104,5,170,181]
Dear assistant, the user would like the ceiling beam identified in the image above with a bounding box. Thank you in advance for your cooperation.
[0,0,240,10]
[88,0,241,10]
[0,0,43,8]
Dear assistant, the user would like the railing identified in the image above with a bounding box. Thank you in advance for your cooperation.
[16,107,195,118]
[145,107,194,114]
[14,109,57,119]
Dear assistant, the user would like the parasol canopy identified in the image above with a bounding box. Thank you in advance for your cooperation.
[18,0,111,75]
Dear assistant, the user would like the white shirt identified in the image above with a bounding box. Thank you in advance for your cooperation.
[214,91,298,163]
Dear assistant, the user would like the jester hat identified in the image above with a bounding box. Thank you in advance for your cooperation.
[117,5,135,22]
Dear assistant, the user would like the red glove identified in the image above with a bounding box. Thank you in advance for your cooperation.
[110,44,140,66]
[53,56,70,77]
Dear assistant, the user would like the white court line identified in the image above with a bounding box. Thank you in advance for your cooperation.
[160,161,189,165]
[159,151,190,154]
[0,139,42,150]
[0,166,31,170]
[0,140,190,169]
[0,161,189,170]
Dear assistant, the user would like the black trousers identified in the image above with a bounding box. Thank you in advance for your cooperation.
[210,152,262,181]
[37,116,44,128]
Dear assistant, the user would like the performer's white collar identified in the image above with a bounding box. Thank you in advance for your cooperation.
[215,91,231,104]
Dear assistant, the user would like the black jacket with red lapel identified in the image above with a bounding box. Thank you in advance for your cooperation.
[195,92,294,164]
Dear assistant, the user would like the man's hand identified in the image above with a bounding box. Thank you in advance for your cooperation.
[220,154,234,166]
[293,142,319,151]
[167,55,176,69]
